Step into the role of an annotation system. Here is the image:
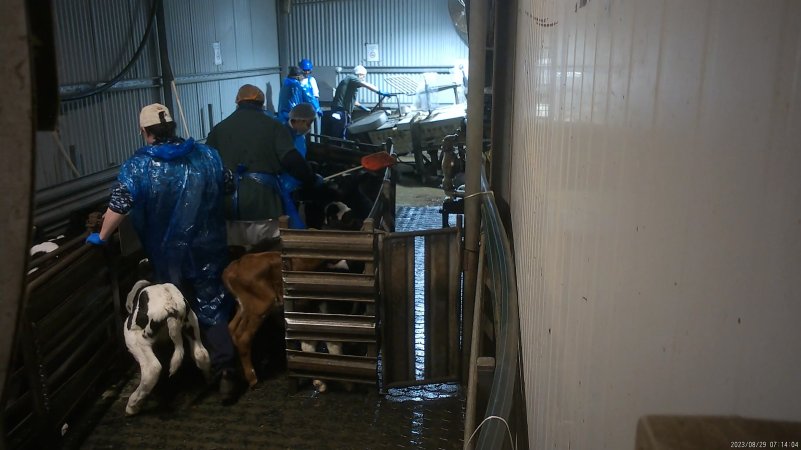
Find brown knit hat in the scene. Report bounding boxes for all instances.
[235,84,265,104]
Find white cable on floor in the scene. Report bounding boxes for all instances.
[464,415,515,450]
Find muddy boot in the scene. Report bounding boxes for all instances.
[219,369,244,405]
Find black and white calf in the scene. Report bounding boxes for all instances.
[123,280,211,415]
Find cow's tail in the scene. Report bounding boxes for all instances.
[126,280,151,314]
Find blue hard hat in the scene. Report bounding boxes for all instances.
[299,59,313,71]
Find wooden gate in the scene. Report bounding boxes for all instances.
[379,223,463,388]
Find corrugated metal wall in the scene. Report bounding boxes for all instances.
[511,0,801,448]
[42,0,159,189]
[38,0,280,189]
[284,0,468,104]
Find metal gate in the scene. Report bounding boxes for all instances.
[281,221,380,388]
[3,238,139,449]
[379,224,463,388]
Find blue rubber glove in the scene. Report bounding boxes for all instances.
[313,174,325,187]
[378,91,390,97]
[86,232,106,245]
[357,104,370,112]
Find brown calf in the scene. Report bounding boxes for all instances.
[223,251,284,387]
[223,251,323,387]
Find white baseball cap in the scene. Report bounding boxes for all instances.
[139,103,173,128]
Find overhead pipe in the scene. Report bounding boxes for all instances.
[61,0,161,102]
[155,0,174,113]
[462,0,488,383]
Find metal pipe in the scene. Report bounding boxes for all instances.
[464,233,486,450]
[26,244,92,294]
[155,0,174,112]
[58,78,160,96]
[336,66,457,74]
[34,167,118,204]
[57,68,281,96]
[462,0,489,383]
[174,68,280,84]
[28,232,88,269]
[476,172,520,449]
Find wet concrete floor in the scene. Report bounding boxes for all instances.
[73,205,465,450]
[75,368,464,450]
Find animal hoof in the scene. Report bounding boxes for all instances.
[125,404,140,416]
[246,369,259,388]
[312,379,327,393]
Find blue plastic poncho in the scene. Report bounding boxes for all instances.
[285,123,308,159]
[118,138,231,326]
[300,77,321,115]
[277,77,310,123]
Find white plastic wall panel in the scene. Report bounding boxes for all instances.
[511,1,801,448]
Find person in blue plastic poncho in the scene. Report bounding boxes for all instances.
[286,103,317,158]
[86,103,244,404]
[277,66,314,124]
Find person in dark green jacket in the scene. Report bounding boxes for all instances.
[206,84,318,249]
[323,65,387,138]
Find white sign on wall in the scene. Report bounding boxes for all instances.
[213,42,222,66]
[365,44,379,62]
